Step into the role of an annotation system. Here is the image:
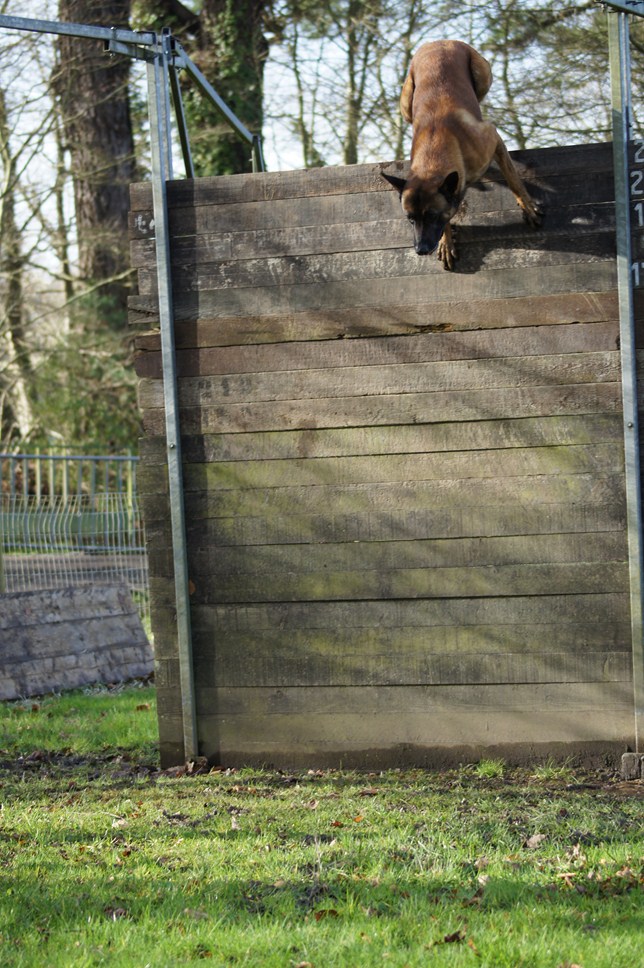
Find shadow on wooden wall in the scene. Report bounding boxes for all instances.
[130,142,636,770]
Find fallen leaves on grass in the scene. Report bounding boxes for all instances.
[313,909,339,921]
[183,908,209,921]
[524,833,548,849]
[548,862,644,897]
[430,928,466,946]
[428,929,481,957]
[104,905,129,921]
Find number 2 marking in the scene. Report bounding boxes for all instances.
[631,169,644,196]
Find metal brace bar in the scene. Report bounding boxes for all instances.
[252,134,266,174]
[0,12,155,47]
[165,31,195,179]
[171,41,256,147]
[608,9,644,750]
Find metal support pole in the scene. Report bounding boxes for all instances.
[146,39,198,761]
[608,9,644,750]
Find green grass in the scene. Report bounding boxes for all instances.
[0,686,643,966]
[471,758,506,779]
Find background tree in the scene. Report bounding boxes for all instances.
[54,0,137,331]
[0,81,34,442]
[265,0,443,168]
[0,0,143,450]
[134,0,269,175]
[265,0,644,167]
[0,12,57,446]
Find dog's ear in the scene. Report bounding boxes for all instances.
[440,171,460,201]
[381,172,407,196]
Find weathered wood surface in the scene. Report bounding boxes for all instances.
[131,142,636,767]
[192,681,633,768]
[135,319,618,377]
[131,290,620,345]
[129,142,614,212]
[0,585,153,700]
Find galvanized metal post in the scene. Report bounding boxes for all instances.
[146,36,198,761]
[0,484,5,593]
[608,8,644,751]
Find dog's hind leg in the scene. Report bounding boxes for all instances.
[469,49,492,103]
[493,137,542,226]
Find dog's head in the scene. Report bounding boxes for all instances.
[382,171,462,255]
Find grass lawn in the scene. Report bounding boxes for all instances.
[0,684,642,967]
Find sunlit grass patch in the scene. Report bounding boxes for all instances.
[0,687,642,967]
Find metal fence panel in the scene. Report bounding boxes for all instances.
[0,455,150,633]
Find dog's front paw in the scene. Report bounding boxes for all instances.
[521,198,543,228]
[437,233,457,271]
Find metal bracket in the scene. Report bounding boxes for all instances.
[600,0,644,14]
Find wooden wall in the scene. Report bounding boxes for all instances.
[130,141,636,768]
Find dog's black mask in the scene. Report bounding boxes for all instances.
[410,216,446,256]
[382,170,461,256]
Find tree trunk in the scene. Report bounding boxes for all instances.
[54,0,136,330]
[191,0,268,175]
[0,84,35,442]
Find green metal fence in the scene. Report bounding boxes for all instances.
[0,453,149,630]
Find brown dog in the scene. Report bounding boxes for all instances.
[382,40,541,269]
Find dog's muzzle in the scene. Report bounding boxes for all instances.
[415,240,437,256]
[414,222,444,256]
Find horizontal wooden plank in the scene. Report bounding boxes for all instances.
[138,352,619,412]
[193,592,630,632]
[194,627,630,670]
[140,473,626,519]
[134,320,619,380]
[204,681,631,718]
[153,561,629,602]
[193,646,631,688]
[138,414,620,465]
[128,142,613,212]
[131,290,619,345]
[153,501,624,547]
[194,681,632,759]
[193,624,629,667]
[129,261,618,320]
[135,230,617,297]
[140,383,621,436]
[130,198,615,268]
[174,531,627,579]
[173,443,623,494]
